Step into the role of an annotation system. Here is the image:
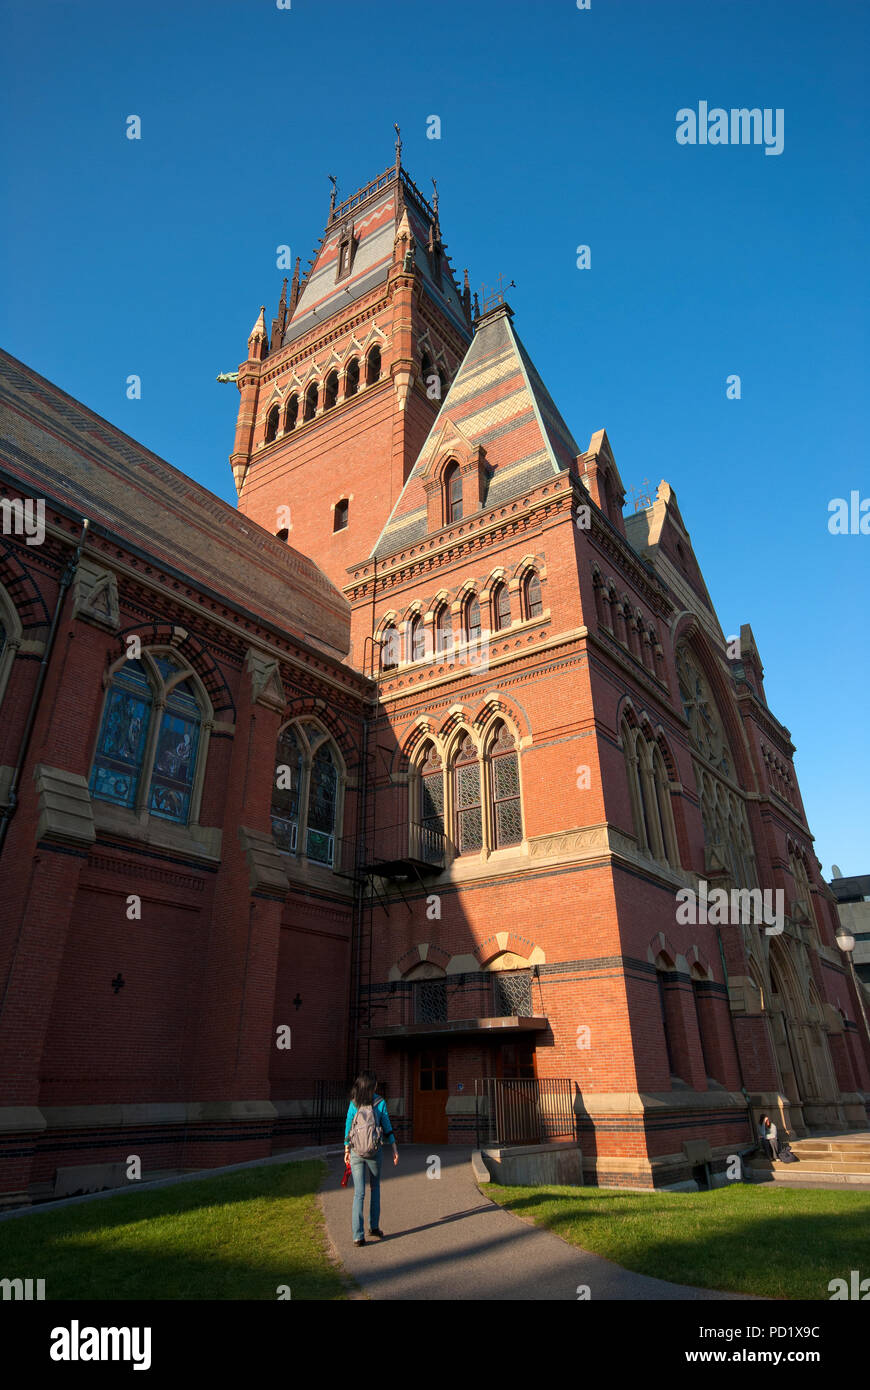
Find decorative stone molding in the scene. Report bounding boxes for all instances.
[238,825,289,897]
[527,822,693,889]
[71,556,120,631]
[245,647,285,712]
[32,764,96,848]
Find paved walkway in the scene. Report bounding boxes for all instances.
[319,1145,755,1301]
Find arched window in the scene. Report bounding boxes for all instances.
[691,964,720,1083]
[90,652,205,825]
[418,742,445,837]
[453,735,482,855]
[0,581,22,711]
[407,615,425,663]
[275,527,289,542]
[655,954,680,1080]
[271,720,342,868]
[307,742,338,864]
[677,642,756,888]
[380,625,399,672]
[345,358,359,398]
[304,382,318,421]
[324,370,339,410]
[444,461,462,523]
[523,571,543,620]
[366,345,381,384]
[492,583,510,632]
[265,405,280,443]
[333,499,349,532]
[272,725,303,852]
[464,594,481,643]
[488,722,522,848]
[652,744,679,867]
[420,352,432,383]
[435,604,452,656]
[284,395,298,432]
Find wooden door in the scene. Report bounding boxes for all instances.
[413,1048,448,1143]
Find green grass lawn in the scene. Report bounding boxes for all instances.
[485,1182,870,1300]
[0,1160,349,1300]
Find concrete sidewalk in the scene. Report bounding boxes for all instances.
[319,1144,756,1301]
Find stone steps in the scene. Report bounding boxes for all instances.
[746,1130,870,1186]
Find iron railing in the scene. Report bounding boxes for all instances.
[343,821,447,875]
[474,1078,578,1148]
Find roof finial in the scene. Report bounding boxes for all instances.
[394,122,402,169]
[328,174,338,218]
[431,177,439,217]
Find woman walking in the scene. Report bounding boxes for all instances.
[344,1071,398,1246]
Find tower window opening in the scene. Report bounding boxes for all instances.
[366,345,381,384]
[265,405,279,444]
[444,461,462,524]
[304,382,318,421]
[324,371,339,411]
[345,358,359,398]
[284,394,298,432]
[333,499,349,532]
[524,572,543,620]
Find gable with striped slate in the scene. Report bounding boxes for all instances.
[373,303,582,557]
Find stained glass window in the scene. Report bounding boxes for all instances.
[149,678,201,823]
[306,743,337,865]
[89,660,152,810]
[90,652,204,825]
[490,723,522,847]
[455,736,482,853]
[272,726,303,852]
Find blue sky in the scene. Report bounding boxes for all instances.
[1,0,867,874]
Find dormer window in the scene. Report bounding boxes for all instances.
[336,223,355,283]
[444,461,462,523]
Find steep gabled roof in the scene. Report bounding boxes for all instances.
[0,351,351,656]
[284,166,468,346]
[372,303,581,557]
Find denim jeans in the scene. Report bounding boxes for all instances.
[350,1150,382,1240]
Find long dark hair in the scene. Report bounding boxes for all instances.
[351,1071,377,1107]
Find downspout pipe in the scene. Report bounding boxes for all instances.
[0,517,90,861]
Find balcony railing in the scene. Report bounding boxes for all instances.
[345,821,447,877]
[474,1078,578,1148]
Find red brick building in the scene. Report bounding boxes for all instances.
[1,152,867,1204]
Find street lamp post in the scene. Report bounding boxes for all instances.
[836,928,870,1048]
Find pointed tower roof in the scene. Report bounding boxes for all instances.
[248,305,267,341]
[282,163,468,346]
[371,303,582,556]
